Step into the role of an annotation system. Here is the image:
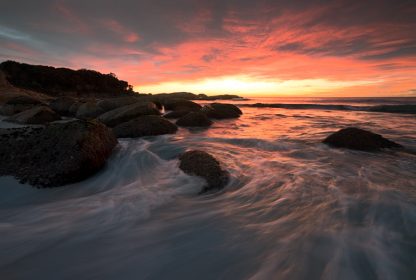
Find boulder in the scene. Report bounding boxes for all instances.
[0,95,44,116]
[202,103,242,119]
[49,97,78,116]
[163,110,191,119]
[323,127,402,151]
[69,102,82,116]
[0,120,118,187]
[113,115,178,138]
[179,150,229,192]
[5,95,43,105]
[97,97,142,112]
[176,112,213,127]
[5,106,61,124]
[162,98,201,112]
[98,102,160,127]
[76,102,105,119]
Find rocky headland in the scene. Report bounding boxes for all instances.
[0,61,245,189]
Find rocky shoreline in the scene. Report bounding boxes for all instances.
[0,61,405,191]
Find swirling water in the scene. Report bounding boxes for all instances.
[1,97,416,280]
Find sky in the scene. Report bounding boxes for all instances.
[0,0,415,96]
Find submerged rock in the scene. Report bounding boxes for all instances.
[323,127,402,151]
[202,103,242,119]
[98,102,160,127]
[76,102,105,119]
[176,112,213,127]
[113,115,178,138]
[5,106,61,124]
[0,120,117,187]
[49,97,78,116]
[179,150,229,192]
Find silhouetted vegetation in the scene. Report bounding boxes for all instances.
[0,61,133,97]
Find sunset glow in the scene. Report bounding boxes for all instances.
[1,1,415,96]
[137,76,383,96]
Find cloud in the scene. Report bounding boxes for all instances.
[0,0,415,95]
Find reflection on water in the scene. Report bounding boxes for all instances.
[0,98,416,279]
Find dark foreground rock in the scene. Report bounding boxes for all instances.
[113,115,178,138]
[323,127,402,151]
[98,102,160,127]
[0,120,117,187]
[5,106,61,124]
[179,150,229,192]
[176,112,213,127]
[202,103,242,119]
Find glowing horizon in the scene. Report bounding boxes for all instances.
[135,75,388,97]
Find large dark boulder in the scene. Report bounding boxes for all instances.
[76,102,105,119]
[98,102,161,127]
[49,97,78,116]
[0,120,117,187]
[162,98,202,112]
[202,103,242,119]
[113,115,178,138]
[5,106,61,124]
[323,127,402,151]
[179,150,229,192]
[176,112,213,127]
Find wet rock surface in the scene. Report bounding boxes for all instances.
[98,102,161,127]
[179,150,229,192]
[113,115,178,138]
[0,120,118,187]
[176,112,213,127]
[202,103,242,119]
[323,127,402,151]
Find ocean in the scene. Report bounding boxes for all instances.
[0,97,415,279]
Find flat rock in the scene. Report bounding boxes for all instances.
[179,150,229,192]
[176,112,213,127]
[0,120,118,187]
[98,102,161,127]
[202,103,242,119]
[5,106,61,124]
[323,127,402,151]
[113,115,178,138]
